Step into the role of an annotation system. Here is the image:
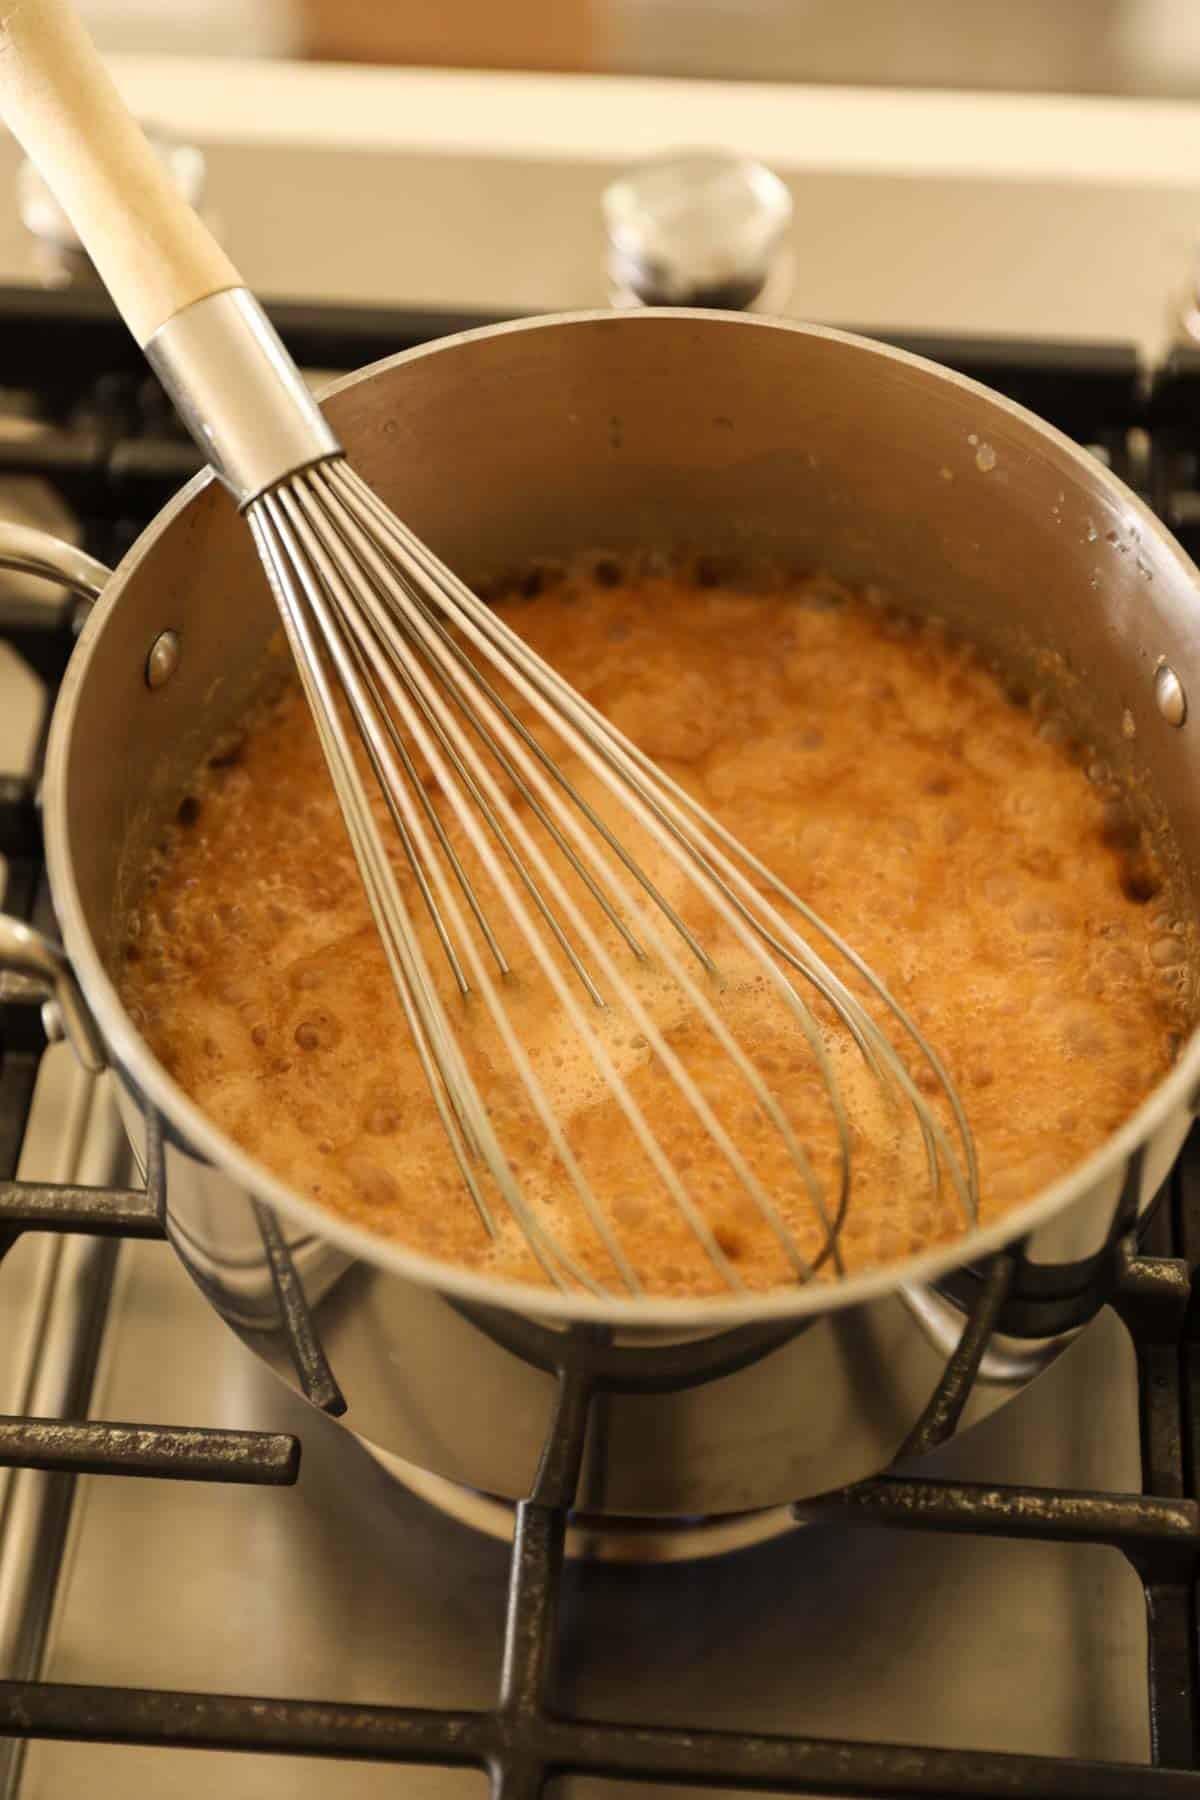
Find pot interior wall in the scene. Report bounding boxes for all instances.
[58,313,1200,973]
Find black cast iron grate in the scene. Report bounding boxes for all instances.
[1,297,1200,1793]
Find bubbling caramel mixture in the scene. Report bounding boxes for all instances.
[116,560,1194,1298]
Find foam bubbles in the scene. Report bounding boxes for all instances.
[116,562,1191,1299]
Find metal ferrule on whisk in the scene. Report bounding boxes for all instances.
[144,288,342,508]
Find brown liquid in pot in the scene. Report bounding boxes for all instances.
[116,562,1193,1297]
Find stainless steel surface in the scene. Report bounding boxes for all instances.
[3,308,1196,1511]
[144,288,341,506]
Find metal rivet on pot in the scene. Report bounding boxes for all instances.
[40,1000,63,1045]
[1154,662,1187,727]
[145,630,180,690]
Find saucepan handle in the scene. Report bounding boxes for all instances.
[0,916,105,1071]
[0,518,111,1072]
[0,519,110,604]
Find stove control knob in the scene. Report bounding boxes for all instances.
[602,149,793,312]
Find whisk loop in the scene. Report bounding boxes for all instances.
[247,456,978,1298]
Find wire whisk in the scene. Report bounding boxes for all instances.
[246,460,978,1296]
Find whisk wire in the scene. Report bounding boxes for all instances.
[296,469,836,1286]
[287,478,757,1287]
[333,462,978,1228]
[352,648,511,989]
[245,451,979,1299]
[247,501,510,1257]
[256,489,594,1292]
[309,468,858,1279]
[263,478,644,1295]
[374,574,716,978]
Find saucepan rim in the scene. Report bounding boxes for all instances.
[40,307,1200,1327]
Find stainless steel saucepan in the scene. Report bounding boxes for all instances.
[2,310,1199,1519]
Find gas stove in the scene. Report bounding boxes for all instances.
[4,65,1200,1796]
